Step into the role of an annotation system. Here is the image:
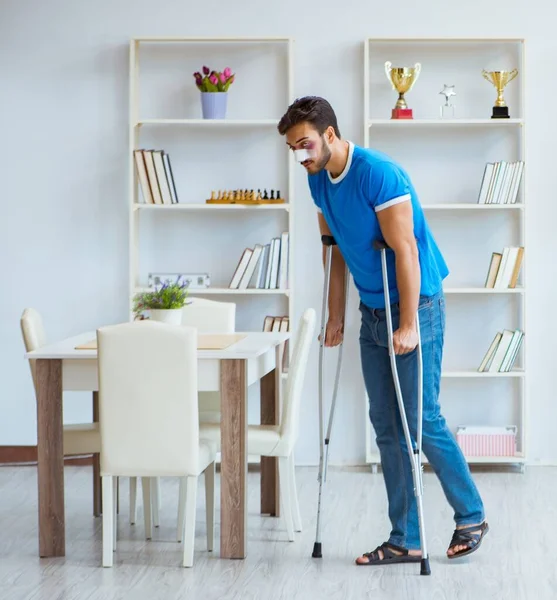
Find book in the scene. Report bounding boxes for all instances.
[485,246,524,289]
[228,234,289,290]
[478,329,524,372]
[477,160,524,204]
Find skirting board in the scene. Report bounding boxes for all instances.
[0,446,93,466]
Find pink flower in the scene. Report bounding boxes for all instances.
[223,67,232,78]
[219,72,226,84]
[209,74,218,85]
[202,65,210,75]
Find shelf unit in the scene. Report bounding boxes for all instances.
[363,37,526,470]
[128,36,295,341]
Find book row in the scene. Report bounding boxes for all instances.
[477,160,524,205]
[478,329,524,373]
[229,234,289,290]
[134,149,179,205]
[484,246,524,288]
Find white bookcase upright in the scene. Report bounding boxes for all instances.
[363,38,526,471]
[128,37,295,354]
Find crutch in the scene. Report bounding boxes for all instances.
[312,234,349,559]
[373,239,430,576]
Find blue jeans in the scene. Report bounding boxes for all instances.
[359,290,485,550]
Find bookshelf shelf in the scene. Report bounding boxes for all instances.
[136,118,279,127]
[364,36,526,471]
[423,203,523,211]
[135,287,289,296]
[444,287,524,294]
[442,369,525,378]
[129,36,295,346]
[369,118,523,127]
[133,203,290,212]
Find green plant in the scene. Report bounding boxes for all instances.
[132,276,189,318]
[193,66,235,92]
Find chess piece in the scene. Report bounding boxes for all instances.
[256,191,262,201]
[277,190,281,199]
[270,190,275,199]
[210,190,216,200]
[263,189,269,199]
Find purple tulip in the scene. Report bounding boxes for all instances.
[203,65,210,75]
[219,72,226,84]
[209,74,218,85]
[193,71,202,79]
[223,67,232,78]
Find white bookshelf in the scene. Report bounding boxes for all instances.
[128,36,295,341]
[363,37,526,471]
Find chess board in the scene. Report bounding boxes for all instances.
[206,188,285,204]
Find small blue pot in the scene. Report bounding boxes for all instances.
[200,92,228,119]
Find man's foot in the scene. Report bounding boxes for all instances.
[355,542,421,565]
[447,521,489,559]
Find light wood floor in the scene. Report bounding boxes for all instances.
[0,464,555,600]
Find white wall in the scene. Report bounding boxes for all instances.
[2,0,556,466]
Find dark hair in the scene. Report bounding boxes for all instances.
[277,96,341,138]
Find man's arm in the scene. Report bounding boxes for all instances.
[318,213,346,346]
[376,200,420,354]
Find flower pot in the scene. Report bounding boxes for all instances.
[200,91,228,119]
[149,308,183,325]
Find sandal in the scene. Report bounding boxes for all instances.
[447,521,489,559]
[355,542,421,566]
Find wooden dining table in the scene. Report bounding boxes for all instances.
[24,329,289,560]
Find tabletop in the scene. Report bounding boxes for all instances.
[25,330,290,361]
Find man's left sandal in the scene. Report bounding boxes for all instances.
[355,542,421,566]
[447,521,489,559]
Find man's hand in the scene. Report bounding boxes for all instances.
[393,325,418,354]
[322,318,344,347]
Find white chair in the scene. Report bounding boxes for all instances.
[128,296,235,527]
[20,308,102,515]
[97,320,216,568]
[189,308,316,542]
[181,297,236,423]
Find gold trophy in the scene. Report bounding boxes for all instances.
[385,61,421,119]
[481,69,518,118]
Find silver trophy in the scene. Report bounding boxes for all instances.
[439,84,456,118]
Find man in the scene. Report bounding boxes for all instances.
[277,96,488,565]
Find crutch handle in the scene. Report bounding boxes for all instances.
[321,235,337,246]
[373,240,390,251]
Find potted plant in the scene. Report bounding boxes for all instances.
[193,65,235,119]
[132,276,189,325]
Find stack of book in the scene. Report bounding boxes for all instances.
[134,149,179,205]
[263,315,289,332]
[229,233,289,290]
[484,246,524,288]
[477,160,524,204]
[264,316,290,372]
[478,329,524,373]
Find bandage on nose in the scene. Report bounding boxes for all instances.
[294,149,313,162]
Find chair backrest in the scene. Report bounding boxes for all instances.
[20,308,47,394]
[97,320,199,477]
[279,308,316,445]
[181,297,235,333]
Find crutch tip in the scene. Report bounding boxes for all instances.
[312,542,323,558]
[420,557,431,575]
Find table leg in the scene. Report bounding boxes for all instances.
[260,349,281,517]
[36,359,65,557]
[92,392,101,517]
[220,359,247,559]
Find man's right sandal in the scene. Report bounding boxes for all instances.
[447,521,489,559]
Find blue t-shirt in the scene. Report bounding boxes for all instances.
[308,142,449,309]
